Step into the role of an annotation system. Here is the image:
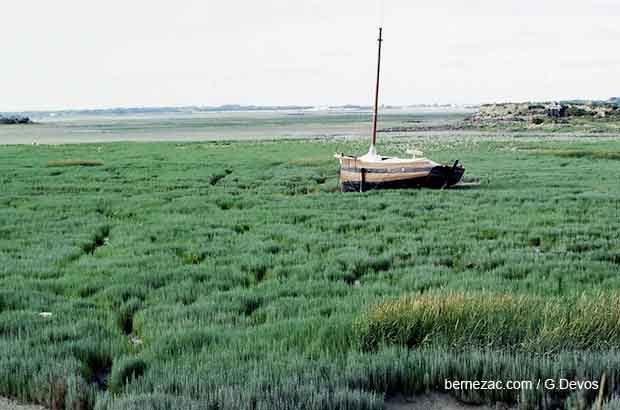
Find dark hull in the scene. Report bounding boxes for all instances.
[341,164,464,192]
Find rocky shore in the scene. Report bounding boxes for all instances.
[467,99,620,126]
[0,115,32,124]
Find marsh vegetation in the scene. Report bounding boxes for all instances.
[1,135,620,409]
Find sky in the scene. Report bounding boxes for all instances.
[1,0,619,111]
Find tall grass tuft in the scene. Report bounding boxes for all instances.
[356,292,620,352]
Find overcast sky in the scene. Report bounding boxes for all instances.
[1,0,619,111]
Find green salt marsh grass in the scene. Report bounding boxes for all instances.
[1,136,620,409]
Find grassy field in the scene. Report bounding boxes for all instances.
[2,135,620,410]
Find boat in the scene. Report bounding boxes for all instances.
[335,28,465,192]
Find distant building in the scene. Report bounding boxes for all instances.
[547,102,567,118]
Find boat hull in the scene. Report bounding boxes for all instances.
[337,156,464,192]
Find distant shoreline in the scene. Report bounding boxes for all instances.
[2,106,617,145]
[2,104,477,119]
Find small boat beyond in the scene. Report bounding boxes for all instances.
[335,28,465,192]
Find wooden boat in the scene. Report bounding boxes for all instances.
[335,153,464,192]
[335,27,465,192]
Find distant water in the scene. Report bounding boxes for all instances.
[0,108,473,145]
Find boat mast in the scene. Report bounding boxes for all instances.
[370,27,383,150]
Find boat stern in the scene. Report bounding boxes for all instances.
[427,160,465,189]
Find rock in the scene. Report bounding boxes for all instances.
[0,115,32,124]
